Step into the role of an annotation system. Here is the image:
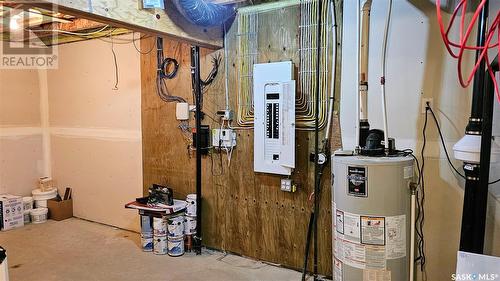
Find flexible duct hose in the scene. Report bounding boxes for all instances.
[172,0,236,27]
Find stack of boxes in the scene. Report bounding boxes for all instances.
[0,195,24,231]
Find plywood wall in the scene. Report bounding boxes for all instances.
[141,5,341,275]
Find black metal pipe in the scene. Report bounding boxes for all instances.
[301,212,315,281]
[313,0,323,279]
[472,58,497,252]
[467,0,488,132]
[458,0,491,253]
[191,45,203,255]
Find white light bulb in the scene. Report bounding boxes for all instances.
[9,15,20,31]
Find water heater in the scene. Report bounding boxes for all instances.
[332,155,413,281]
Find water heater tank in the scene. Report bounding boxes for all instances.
[331,156,413,281]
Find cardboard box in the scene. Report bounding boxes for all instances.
[47,199,73,221]
[0,194,24,231]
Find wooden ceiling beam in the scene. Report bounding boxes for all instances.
[5,0,223,49]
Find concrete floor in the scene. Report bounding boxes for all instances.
[0,218,302,281]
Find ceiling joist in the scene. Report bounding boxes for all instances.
[3,0,223,49]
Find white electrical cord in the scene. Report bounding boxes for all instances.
[325,0,337,141]
[355,0,361,151]
[380,0,392,153]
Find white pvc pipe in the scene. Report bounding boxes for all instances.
[325,0,336,141]
[359,0,372,122]
[380,0,392,153]
[410,191,416,281]
[355,0,361,151]
[38,69,52,177]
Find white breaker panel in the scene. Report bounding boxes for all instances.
[253,61,296,175]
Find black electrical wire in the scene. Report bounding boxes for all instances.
[427,104,500,185]
[156,37,186,103]
[192,54,222,111]
[160,58,179,79]
[416,106,428,272]
[202,54,222,87]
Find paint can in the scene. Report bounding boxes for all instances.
[167,215,184,237]
[184,215,197,235]
[141,232,153,252]
[153,235,167,255]
[22,197,33,212]
[167,235,185,257]
[184,235,193,252]
[30,208,48,224]
[186,194,196,216]
[23,211,31,224]
[153,216,166,236]
[140,215,152,233]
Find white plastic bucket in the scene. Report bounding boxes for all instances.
[167,235,185,257]
[22,197,33,212]
[34,200,47,208]
[167,215,184,237]
[186,194,196,216]
[141,232,153,252]
[184,215,197,235]
[153,235,167,255]
[32,188,57,209]
[30,208,48,224]
[32,188,57,200]
[153,217,166,236]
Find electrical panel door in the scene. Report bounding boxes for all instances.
[254,61,295,175]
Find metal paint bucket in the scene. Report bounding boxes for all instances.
[167,235,185,257]
[141,232,153,252]
[153,235,167,255]
[153,216,166,236]
[184,215,197,235]
[186,194,196,216]
[167,215,184,237]
[140,215,152,233]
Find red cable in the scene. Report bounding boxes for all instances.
[436,0,500,103]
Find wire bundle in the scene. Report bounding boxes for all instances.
[156,37,186,103]
[436,0,500,103]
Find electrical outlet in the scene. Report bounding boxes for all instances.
[421,98,433,113]
[280,178,296,192]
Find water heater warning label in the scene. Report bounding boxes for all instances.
[361,216,386,246]
[347,166,367,197]
[333,207,407,271]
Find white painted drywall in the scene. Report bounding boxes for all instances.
[0,69,44,196]
[340,1,500,280]
[47,34,142,232]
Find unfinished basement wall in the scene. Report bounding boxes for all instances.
[340,2,500,281]
[0,69,44,196]
[47,34,142,232]
[141,3,340,275]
